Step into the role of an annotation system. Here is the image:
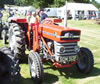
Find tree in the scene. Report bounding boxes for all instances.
[0,0,4,8]
[1,0,99,9]
[14,0,28,6]
[0,0,14,8]
[91,0,100,11]
[74,0,90,3]
[52,0,67,7]
[31,0,53,8]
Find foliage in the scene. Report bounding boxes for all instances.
[52,0,90,7]
[26,0,53,8]
[0,0,100,11]
[91,1,100,11]
[74,0,90,3]
[0,0,14,8]
[0,0,93,8]
[14,0,27,6]
[52,0,67,7]
[0,0,4,8]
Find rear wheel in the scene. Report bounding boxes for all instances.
[0,47,20,84]
[9,23,25,58]
[28,51,44,84]
[1,29,7,44]
[0,23,2,39]
[76,47,94,74]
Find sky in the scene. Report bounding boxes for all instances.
[95,0,100,3]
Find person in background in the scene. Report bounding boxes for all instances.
[0,10,3,25]
[29,11,38,49]
[39,9,48,23]
[26,11,31,22]
[0,10,3,38]
[25,10,27,17]
[36,10,40,22]
[9,10,14,17]
[30,11,37,24]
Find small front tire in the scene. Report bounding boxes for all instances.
[28,51,44,84]
[76,47,94,74]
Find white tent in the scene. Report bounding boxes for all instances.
[57,3,98,20]
[67,3,98,11]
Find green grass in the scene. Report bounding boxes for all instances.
[1,20,100,84]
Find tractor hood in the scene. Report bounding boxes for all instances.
[39,23,81,42]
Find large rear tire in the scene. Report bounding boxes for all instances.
[0,23,2,39]
[76,47,94,74]
[0,47,20,84]
[1,29,7,44]
[9,23,26,58]
[28,51,44,84]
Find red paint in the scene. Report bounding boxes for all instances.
[53,61,77,68]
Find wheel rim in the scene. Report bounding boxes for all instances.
[29,58,36,77]
[78,51,88,69]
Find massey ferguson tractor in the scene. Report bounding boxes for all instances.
[8,17,94,84]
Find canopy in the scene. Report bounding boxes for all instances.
[63,3,98,11]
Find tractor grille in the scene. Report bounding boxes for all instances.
[54,42,78,56]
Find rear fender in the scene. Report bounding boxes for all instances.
[8,17,30,49]
[8,17,27,23]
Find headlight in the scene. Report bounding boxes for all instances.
[64,32,70,37]
[60,46,65,53]
[63,32,73,38]
[60,31,80,40]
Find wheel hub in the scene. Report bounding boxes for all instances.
[78,52,87,69]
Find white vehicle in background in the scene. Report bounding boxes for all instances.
[44,7,72,19]
[57,7,72,19]
[98,12,100,19]
[44,8,57,17]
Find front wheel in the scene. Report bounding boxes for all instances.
[76,47,94,74]
[28,51,44,84]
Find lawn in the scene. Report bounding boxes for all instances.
[1,20,100,84]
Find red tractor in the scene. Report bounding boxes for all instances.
[8,17,94,83]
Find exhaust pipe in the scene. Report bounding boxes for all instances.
[64,1,68,28]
